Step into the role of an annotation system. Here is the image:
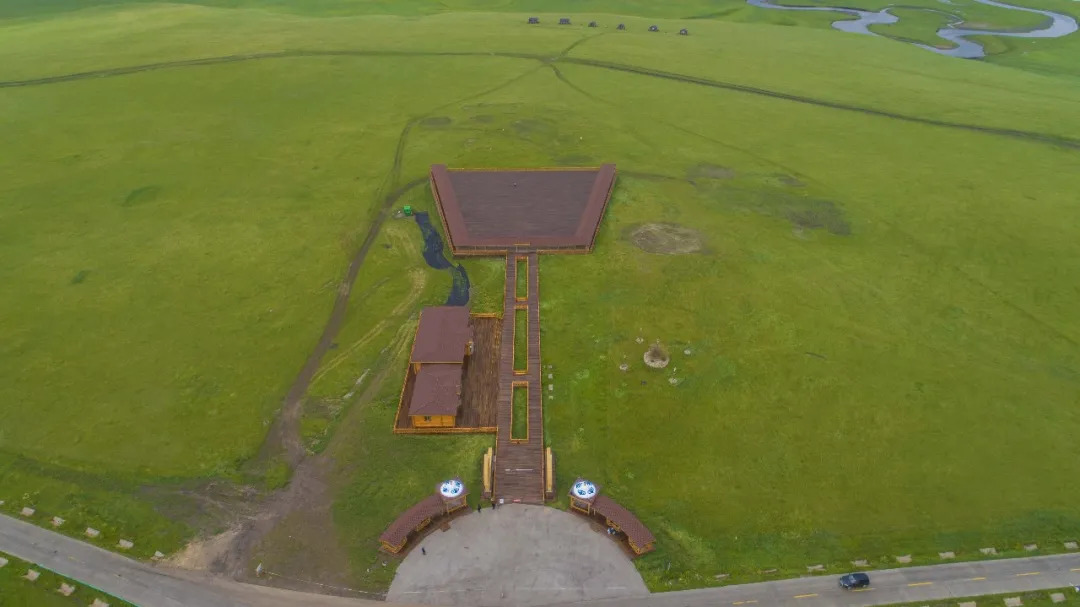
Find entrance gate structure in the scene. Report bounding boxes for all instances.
[429,164,617,503]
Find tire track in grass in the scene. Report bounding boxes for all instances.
[556,56,1080,150]
[550,63,810,179]
[2,49,1075,149]
[311,269,425,386]
[0,49,541,88]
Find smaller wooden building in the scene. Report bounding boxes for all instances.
[379,478,469,554]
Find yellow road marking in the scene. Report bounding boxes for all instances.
[1072,568,1080,572]
[733,601,758,605]
[793,593,818,599]
[908,582,933,587]
[852,587,874,592]
[968,577,987,581]
[1016,572,1040,577]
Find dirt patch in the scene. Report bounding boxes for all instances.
[167,526,244,570]
[644,341,670,369]
[511,118,556,139]
[248,506,355,595]
[419,116,451,127]
[697,184,852,237]
[786,199,850,236]
[625,223,704,255]
[688,163,736,181]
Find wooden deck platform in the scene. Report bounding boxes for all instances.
[430,165,617,255]
[493,252,546,503]
[460,315,500,428]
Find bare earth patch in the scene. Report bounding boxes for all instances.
[166,526,244,570]
[626,223,704,255]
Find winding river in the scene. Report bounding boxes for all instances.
[747,0,1078,58]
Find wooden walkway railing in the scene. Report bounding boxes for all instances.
[493,251,545,503]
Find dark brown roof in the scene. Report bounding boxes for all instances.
[591,495,656,547]
[430,164,616,253]
[379,494,445,546]
[408,364,462,417]
[411,306,472,363]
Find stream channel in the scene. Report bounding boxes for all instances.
[747,0,1077,58]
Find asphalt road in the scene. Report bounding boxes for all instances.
[4,511,1080,607]
[0,513,383,607]
[554,552,1080,607]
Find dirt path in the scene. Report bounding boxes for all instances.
[256,176,428,469]
[182,349,406,593]
[209,169,424,585]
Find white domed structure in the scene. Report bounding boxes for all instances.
[571,480,597,500]
[440,479,465,498]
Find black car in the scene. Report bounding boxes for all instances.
[839,572,871,589]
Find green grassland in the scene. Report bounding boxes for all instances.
[514,309,528,372]
[0,551,134,607]
[512,384,528,440]
[1,0,1079,598]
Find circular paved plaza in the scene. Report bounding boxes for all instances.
[386,504,648,606]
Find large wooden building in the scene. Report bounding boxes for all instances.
[429,164,617,255]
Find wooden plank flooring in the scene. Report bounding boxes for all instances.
[493,251,545,503]
[459,316,500,428]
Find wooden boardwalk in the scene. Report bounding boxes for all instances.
[493,251,545,503]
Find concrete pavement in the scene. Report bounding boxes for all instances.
[552,552,1080,607]
[388,505,648,606]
